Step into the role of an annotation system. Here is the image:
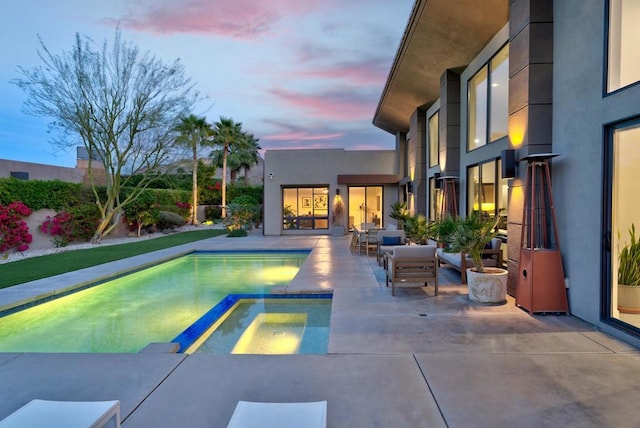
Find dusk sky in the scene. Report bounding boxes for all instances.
[0,0,413,168]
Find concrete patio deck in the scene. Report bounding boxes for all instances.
[1,232,639,427]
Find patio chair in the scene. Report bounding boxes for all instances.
[352,223,375,255]
[376,230,406,265]
[0,399,121,428]
[226,401,327,428]
[385,245,438,296]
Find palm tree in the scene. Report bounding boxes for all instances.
[211,117,245,218]
[174,114,213,225]
[210,132,262,183]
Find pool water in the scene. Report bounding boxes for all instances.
[0,251,309,353]
[184,297,331,354]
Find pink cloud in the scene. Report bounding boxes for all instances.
[262,131,344,142]
[269,87,376,121]
[114,0,335,39]
[292,59,389,86]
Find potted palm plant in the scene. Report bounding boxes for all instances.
[617,224,640,313]
[389,202,408,229]
[446,212,507,304]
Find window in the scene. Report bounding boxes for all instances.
[348,186,383,230]
[468,44,509,150]
[428,112,439,167]
[282,187,329,230]
[607,120,640,331]
[467,159,508,231]
[468,66,488,150]
[608,0,640,92]
[429,177,443,221]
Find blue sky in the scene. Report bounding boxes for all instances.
[0,0,412,167]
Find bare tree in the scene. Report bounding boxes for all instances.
[13,28,197,242]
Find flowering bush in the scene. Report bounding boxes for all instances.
[0,201,33,253]
[175,201,191,219]
[40,211,75,247]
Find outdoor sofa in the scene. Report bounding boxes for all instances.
[435,237,503,284]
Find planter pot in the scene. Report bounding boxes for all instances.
[466,268,508,304]
[332,225,346,236]
[618,284,640,314]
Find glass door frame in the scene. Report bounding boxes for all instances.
[602,117,640,336]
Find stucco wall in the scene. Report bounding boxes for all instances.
[554,0,640,347]
[263,149,398,236]
[0,159,84,183]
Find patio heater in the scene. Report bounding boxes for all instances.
[438,176,458,218]
[515,153,569,314]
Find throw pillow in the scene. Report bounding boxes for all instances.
[382,236,402,246]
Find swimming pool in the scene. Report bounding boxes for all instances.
[175,294,332,354]
[0,251,312,353]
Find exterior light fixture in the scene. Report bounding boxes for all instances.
[268,173,274,181]
[336,188,340,196]
[406,181,414,194]
[501,149,517,179]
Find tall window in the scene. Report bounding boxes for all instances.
[608,0,640,92]
[467,159,508,231]
[282,187,329,230]
[468,44,509,150]
[348,186,383,229]
[428,111,439,167]
[607,121,640,330]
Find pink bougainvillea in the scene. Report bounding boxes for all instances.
[40,211,75,247]
[0,201,33,253]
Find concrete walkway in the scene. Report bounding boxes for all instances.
[1,233,639,427]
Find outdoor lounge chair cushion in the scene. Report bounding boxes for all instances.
[226,401,327,428]
[382,236,402,246]
[0,399,121,428]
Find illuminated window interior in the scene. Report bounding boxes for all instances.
[348,186,383,230]
[608,0,640,92]
[468,44,509,151]
[282,187,329,230]
[428,111,439,167]
[610,122,640,330]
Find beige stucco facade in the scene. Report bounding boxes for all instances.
[263,149,400,236]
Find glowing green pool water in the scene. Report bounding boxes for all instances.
[0,251,308,353]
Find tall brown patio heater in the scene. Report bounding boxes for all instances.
[515,153,569,314]
[438,176,458,218]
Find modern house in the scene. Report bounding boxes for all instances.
[263,149,400,236]
[372,0,640,348]
[263,0,640,347]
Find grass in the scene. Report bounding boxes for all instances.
[0,229,228,289]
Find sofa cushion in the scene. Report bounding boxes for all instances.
[382,236,402,246]
[393,245,436,258]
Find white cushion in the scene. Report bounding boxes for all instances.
[227,401,327,428]
[0,399,120,428]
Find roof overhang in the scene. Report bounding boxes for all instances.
[337,174,401,185]
[373,0,509,134]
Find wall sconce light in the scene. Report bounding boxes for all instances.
[433,172,442,189]
[406,181,414,194]
[501,149,517,179]
[268,173,274,181]
[335,188,340,196]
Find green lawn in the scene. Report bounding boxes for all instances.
[0,229,228,289]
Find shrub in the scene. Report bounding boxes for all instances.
[0,201,33,253]
[204,205,222,220]
[67,204,101,241]
[230,195,259,206]
[40,204,101,246]
[175,201,192,219]
[156,211,187,230]
[40,211,74,247]
[227,228,248,237]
